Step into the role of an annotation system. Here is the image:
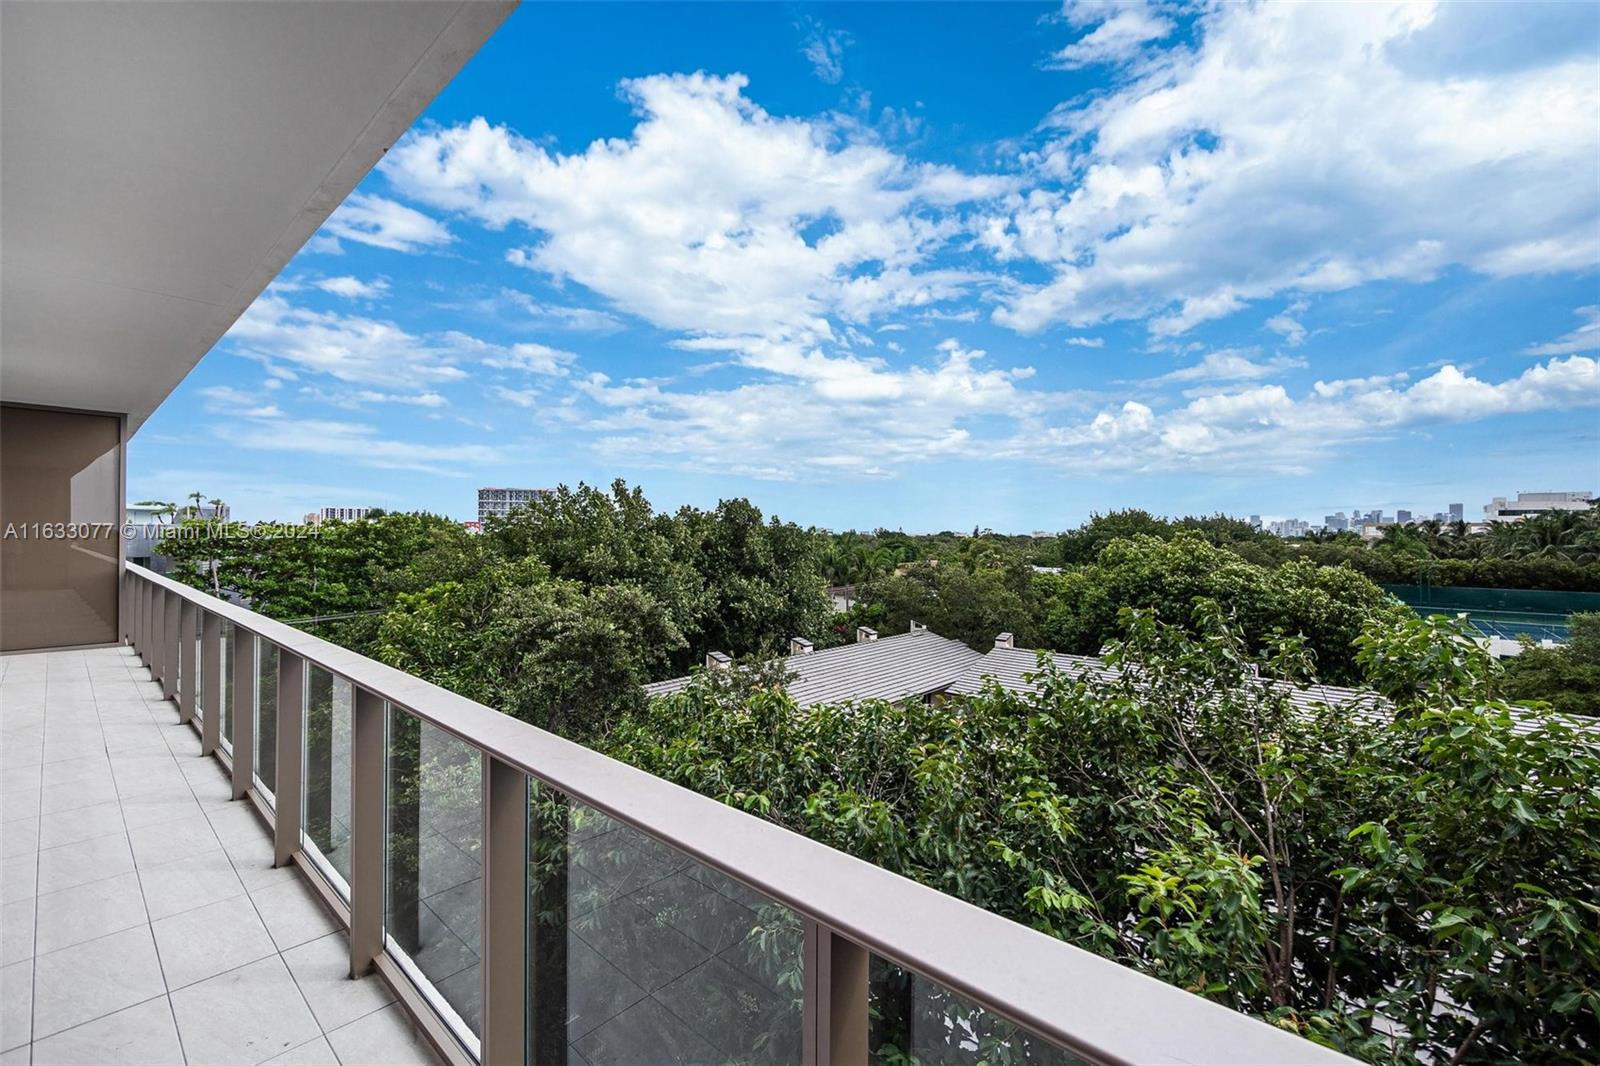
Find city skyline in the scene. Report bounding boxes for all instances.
[156,483,1597,536]
[128,2,1600,530]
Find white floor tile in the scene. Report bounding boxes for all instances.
[169,955,321,1065]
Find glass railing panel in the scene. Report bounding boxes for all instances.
[870,957,1082,1065]
[528,790,804,1065]
[193,621,203,722]
[255,638,278,799]
[387,709,483,1037]
[219,619,233,753]
[304,665,353,893]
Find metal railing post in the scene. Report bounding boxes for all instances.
[163,589,180,702]
[178,601,197,724]
[200,612,221,755]
[349,687,385,977]
[153,585,166,678]
[803,921,869,1066]
[274,649,305,867]
[140,576,151,659]
[131,576,142,653]
[231,627,255,801]
[121,572,131,643]
[482,756,528,1065]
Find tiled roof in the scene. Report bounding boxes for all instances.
[644,629,984,708]
[945,646,1592,740]
[648,634,1594,741]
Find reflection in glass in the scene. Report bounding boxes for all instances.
[528,790,803,1065]
[304,666,353,891]
[387,710,483,1036]
[870,957,1080,1065]
[255,639,279,797]
[219,619,234,753]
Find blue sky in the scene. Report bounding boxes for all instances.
[131,1,1600,531]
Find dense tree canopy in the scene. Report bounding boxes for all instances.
[164,481,833,737]
[608,609,1600,1064]
[1036,533,1411,685]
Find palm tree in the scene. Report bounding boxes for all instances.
[135,499,178,525]
[1415,518,1444,555]
[1486,521,1521,559]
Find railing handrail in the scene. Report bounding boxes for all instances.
[127,563,1350,1066]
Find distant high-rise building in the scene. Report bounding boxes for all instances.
[1324,512,1348,531]
[1249,514,1262,529]
[1396,509,1412,524]
[478,486,552,523]
[309,506,372,524]
[1449,502,1464,522]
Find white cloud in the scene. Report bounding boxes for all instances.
[219,417,503,475]
[801,21,850,84]
[316,276,390,300]
[198,384,489,473]
[383,73,1010,373]
[992,2,1600,335]
[565,338,1046,479]
[198,385,281,420]
[1065,336,1105,348]
[443,333,577,377]
[1265,300,1309,346]
[492,386,542,408]
[498,290,625,332]
[226,294,467,387]
[1139,349,1305,386]
[294,386,448,410]
[1020,355,1600,474]
[352,390,445,408]
[1524,305,1600,356]
[1048,2,1174,69]
[322,193,452,253]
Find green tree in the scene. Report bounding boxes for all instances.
[861,558,1038,649]
[1036,533,1407,684]
[375,557,684,740]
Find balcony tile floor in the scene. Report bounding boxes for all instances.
[0,646,440,1066]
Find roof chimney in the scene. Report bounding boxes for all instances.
[994,632,1014,649]
[705,651,732,670]
[856,626,878,643]
[789,637,815,655]
[909,620,928,633]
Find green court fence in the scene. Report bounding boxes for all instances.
[1383,584,1600,642]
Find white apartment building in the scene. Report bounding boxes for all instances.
[1483,490,1595,522]
[306,506,374,524]
[478,486,551,522]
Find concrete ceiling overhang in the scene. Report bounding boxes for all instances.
[1,0,513,432]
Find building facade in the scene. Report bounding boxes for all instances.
[306,506,373,524]
[1484,491,1595,522]
[477,486,551,523]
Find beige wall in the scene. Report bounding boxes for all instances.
[0,404,123,651]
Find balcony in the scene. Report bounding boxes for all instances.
[0,644,434,1064]
[0,564,1352,1065]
